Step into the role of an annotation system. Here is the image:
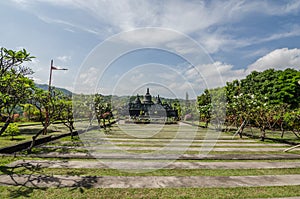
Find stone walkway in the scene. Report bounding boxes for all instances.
[7,159,300,169]
[25,152,300,160]
[1,174,300,188]
[38,146,295,152]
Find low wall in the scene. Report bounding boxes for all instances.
[0,131,80,154]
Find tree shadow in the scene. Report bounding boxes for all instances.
[1,161,99,197]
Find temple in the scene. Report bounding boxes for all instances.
[128,88,179,121]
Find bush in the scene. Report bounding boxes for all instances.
[3,123,20,140]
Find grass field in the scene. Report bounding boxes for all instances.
[1,122,300,198]
[1,185,300,199]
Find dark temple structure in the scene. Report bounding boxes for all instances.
[128,88,179,121]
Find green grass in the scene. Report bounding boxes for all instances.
[1,123,300,198]
[0,123,73,148]
[227,127,300,144]
[1,185,300,199]
[0,156,22,166]
[4,167,300,177]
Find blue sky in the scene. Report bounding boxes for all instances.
[1,0,300,98]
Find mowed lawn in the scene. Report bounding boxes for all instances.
[1,123,300,198]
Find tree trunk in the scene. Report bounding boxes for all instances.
[260,126,266,141]
[0,117,12,136]
[280,124,285,139]
[233,120,246,139]
[102,118,106,130]
[27,128,44,153]
[292,130,300,139]
[239,121,246,138]
[69,127,74,139]
[205,120,209,128]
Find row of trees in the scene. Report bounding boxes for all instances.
[198,68,300,140]
[0,48,77,150]
[0,47,116,150]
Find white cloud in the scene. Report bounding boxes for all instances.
[75,66,100,93]
[248,48,300,72]
[57,55,71,63]
[11,0,300,53]
[183,47,300,92]
[7,0,300,96]
[185,61,245,90]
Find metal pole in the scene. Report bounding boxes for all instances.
[45,59,53,134]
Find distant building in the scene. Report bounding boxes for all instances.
[128,88,178,121]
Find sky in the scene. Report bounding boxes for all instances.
[1,0,300,99]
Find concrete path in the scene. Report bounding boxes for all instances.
[7,160,300,170]
[1,174,300,188]
[41,143,287,148]
[80,145,300,153]
[43,146,294,152]
[23,152,300,160]
[95,138,257,142]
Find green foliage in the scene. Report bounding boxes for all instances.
[240,68,300,108]
[0,47,35,135]
[94,93,112,129]
[198,68,300,137]
[3,123,20,139]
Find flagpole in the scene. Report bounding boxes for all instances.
[45,59,53,134]
[45,59,68,134]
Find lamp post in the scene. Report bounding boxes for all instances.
[45,59,68,134]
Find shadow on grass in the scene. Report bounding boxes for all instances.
[20,128,61,135]
[10,137,26,141]
[1,161,98,197]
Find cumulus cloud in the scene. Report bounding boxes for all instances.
[185,61,245,90]
[247,48,300,72]
[184,48,300,92]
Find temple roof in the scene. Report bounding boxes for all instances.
[143,88,153,104]
[134,94,141,104]
[156,95,162,104]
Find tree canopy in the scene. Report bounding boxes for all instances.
[198,68,300,139]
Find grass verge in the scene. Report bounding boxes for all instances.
[1,185,300,199]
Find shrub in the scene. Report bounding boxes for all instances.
[3,123,20,140]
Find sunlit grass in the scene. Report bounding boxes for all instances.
[1,185,300,199]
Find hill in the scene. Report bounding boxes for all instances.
[35,84,72,96]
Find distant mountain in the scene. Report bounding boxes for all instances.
[35,84,72,96]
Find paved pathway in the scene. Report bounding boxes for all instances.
[24,152,300,160]
[94,138,258,142]
[1,174,300,188]
[40,143,287,147]
[37,145,297,152]
[65,146,295,152]
[7,160,300,169]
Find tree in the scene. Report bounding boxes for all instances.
[28,88,68,151]
[197,89,211,128]
[0,47,35,135]
[57,96,75,138]
[94,94,112,130]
